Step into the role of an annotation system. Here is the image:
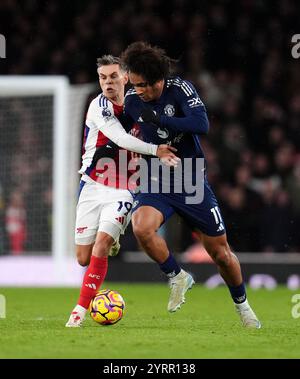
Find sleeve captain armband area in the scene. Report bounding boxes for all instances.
[167,78,205,108]
[161,78,209,135]
[187,96,204,108]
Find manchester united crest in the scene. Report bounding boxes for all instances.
[164,104,175,117]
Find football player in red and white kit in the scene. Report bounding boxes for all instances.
[66,55,179,327]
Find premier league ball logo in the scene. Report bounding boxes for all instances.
[102,107,113,119]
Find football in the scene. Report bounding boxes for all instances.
[89,289,125,325]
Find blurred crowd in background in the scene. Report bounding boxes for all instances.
[0,97,53,254]
[0,0,299,254]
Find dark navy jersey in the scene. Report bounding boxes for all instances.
[124,77,226,236]
[123,76,209,160]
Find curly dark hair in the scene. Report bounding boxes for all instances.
[120,41,177,85]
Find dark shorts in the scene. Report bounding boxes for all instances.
[132,181,226,237]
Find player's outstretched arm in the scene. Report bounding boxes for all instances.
[100,116,158,155]
[87,99,156,155]
[140,107,209,135]
[89,101,180,166]
[88,142,180,167]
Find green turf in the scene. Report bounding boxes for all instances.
[0,284,299,358]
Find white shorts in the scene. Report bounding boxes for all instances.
[75,180,133,245]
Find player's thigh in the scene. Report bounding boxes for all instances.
[74,182,103,246]
[99,191,134,240]
[194,229,228,249]
[131,194,174,233]
[174,183,226,237]
[132,205,164,233]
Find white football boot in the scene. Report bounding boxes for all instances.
[65,305,87,327]
[108,238,120,257]
[235,300,262,329]
[168,270,195,312]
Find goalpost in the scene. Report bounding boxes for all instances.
[0,76,95,285]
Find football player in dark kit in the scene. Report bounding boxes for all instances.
[121,41,261,328]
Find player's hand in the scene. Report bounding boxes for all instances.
[140,108,161,126]
[156,145,181,167]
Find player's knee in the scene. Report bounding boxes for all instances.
[210,243,232,267]
[77,256,90,267]
[93,234,114,257]
[215,251,231,267]
[76,251,91,266]
[132,207,162,242]
[132,222,154,242]
[76,245,92,266]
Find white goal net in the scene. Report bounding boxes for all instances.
[0,76,95,285]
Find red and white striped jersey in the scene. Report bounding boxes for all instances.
[80,93,153,190]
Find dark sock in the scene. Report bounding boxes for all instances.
[159,253,181,278]
[228,282,247,304]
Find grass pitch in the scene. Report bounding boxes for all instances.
[0,284,299,359]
